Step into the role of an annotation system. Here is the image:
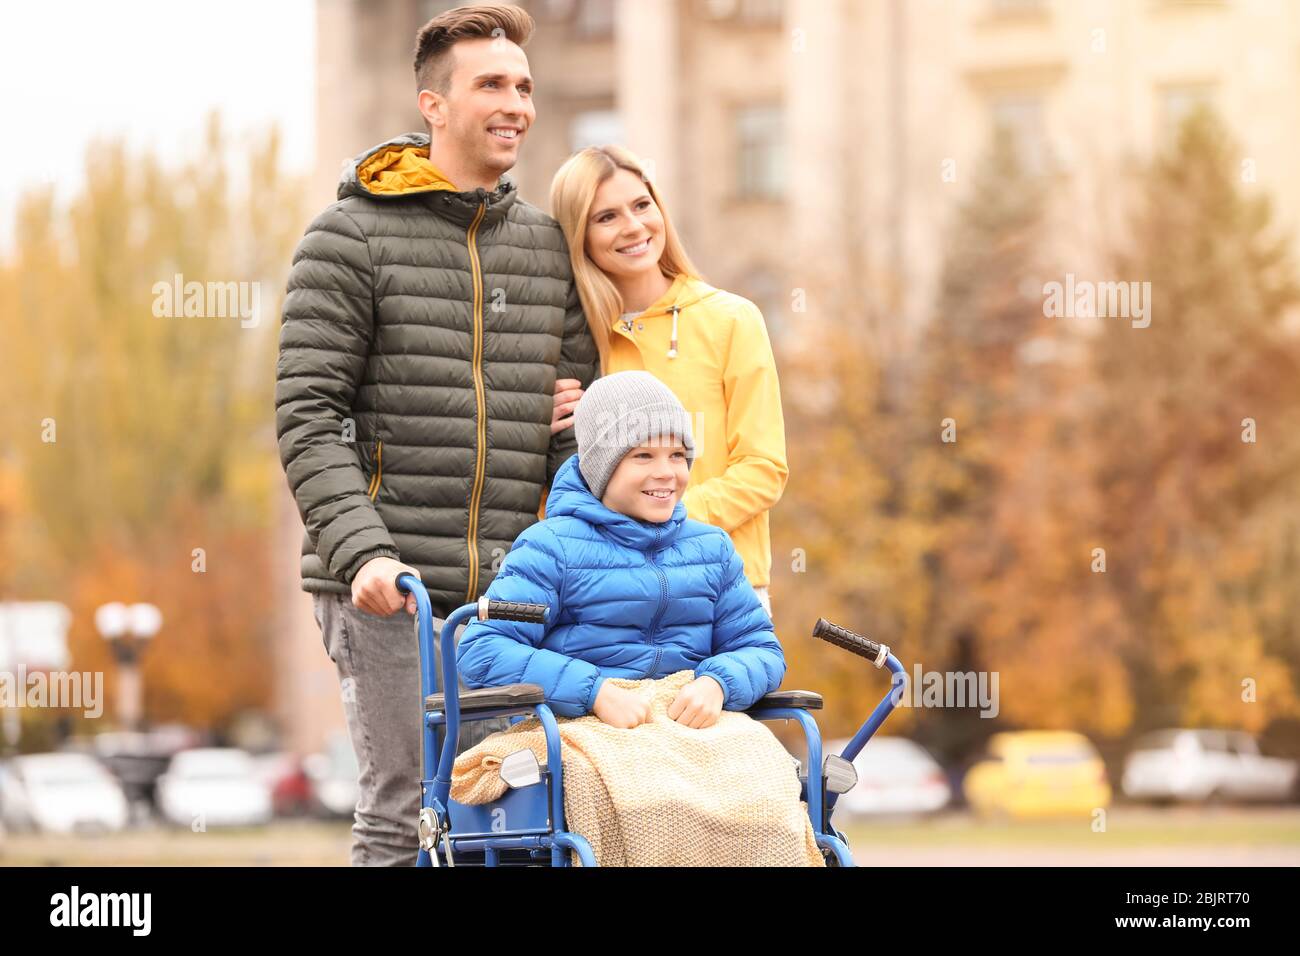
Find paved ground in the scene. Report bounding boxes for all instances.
[843,806,1300,866]
[0,819,353,867]
[2,806,1296,866]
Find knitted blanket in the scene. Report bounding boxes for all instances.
[450,671,825,867]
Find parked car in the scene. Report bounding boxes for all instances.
[963,731,1111,818]
[254,752,316,818]
[0,752,130,834]
[90,731,176,819]
[829,736,951,817]
[1122,729,1298,804]
[155,748,272,828]
[304,734,360,819]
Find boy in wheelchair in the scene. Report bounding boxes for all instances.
[453,372,824,864]
[457,370,786,731]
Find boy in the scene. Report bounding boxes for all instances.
[457,371,785,727]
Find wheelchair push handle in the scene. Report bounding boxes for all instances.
[477,597,548,624]
[394,574,548,624]
[813,618,891,668]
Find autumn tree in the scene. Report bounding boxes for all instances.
[0,115,305,735]
[1088,107,1300,734]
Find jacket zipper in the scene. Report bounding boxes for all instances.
[366,440,384,501]
[464,201,489,602]
[646,526,669,677]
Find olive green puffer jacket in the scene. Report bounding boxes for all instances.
[275,132,598,617]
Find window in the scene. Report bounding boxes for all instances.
[1228,733,1259,757]
[540,0,577,18]
[739,0,785,25]
[699,0,785,24]
[569,109,624,152]
[573,0,615,39]
[1196,730,1231,753]
[418,0,460,22]
[735,105,785,200]
[989,0,1049,15]
[989,93,1049,176]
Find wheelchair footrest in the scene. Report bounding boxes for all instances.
[426,683,546,714]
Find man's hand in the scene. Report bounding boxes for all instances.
[667,676,725,729]
[352,556,422,617]
[551,378,585,435]
[592,681,653,729]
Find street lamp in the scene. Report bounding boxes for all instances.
[95,602,161,731]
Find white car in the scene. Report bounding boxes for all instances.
[156,748,273,827]
[304,734,360,819]
[1122,729,1298,804]
[827,736,952,817]
[0,752,130,834]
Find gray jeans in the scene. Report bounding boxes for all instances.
[311,592,511,866]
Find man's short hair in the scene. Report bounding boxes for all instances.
[413,3,535,95]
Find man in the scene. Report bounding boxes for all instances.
[275,3,597,866]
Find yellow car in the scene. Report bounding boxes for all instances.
[963,731,1111,819]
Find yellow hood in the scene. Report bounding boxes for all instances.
[355,143,459,196]
[622,273,720,322]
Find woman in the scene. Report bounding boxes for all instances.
[549,145,787,615]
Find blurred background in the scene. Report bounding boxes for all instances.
[2,0,1299,865]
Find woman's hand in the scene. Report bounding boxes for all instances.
[592,681,652,729]
[667,676,725,729]
[551,378,585,435]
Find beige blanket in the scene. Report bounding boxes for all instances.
[451,670,825,867]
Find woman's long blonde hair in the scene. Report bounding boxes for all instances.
[549,145,701,371]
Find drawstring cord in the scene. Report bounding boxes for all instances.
[667,305,679,359]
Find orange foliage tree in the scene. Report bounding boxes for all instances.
[0,116,303,738]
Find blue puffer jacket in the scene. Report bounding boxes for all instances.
[457,454,785,718]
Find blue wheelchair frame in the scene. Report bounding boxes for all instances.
[399,573,906,867]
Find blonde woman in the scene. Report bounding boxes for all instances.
[549,146,787,615]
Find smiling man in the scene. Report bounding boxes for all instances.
[275,3,598,866]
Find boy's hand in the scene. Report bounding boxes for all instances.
[592,682,652,729]
[668,676,725,729]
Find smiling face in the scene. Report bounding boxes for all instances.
[583,168,668,282]
[600,436,690,523]
[423,36,535,182]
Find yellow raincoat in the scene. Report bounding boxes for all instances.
[605,274,788,589]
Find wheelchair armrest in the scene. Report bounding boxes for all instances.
[749,690,823,711]
[425,683,546,714]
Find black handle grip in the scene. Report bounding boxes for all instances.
[485,600,548,624]
[813,618,884,663]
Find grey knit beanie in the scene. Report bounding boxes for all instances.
[574,370,695,499]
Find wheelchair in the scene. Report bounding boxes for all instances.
[397,573,906,867]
